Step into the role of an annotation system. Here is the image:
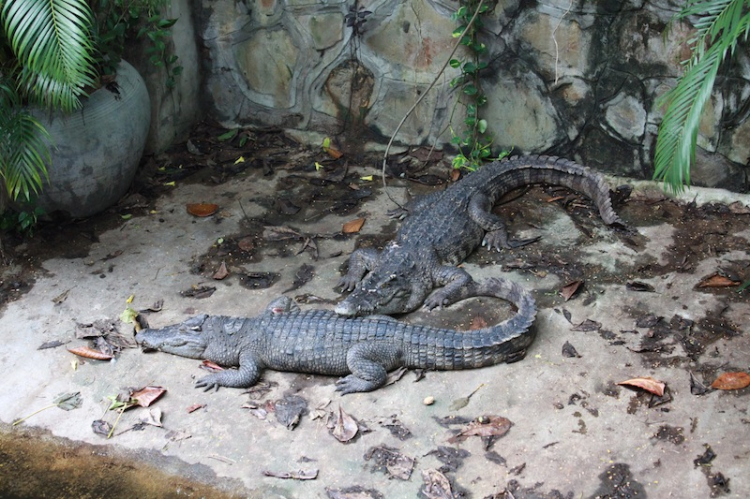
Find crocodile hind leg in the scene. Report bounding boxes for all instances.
[337,248,380,292]
[469,193,540,250]
[335,342,403,394]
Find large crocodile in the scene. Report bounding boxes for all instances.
[135,278,536,394]
[335,155,623,316]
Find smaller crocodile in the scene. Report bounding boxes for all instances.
[135,278,536,394]
[335,155,623,317]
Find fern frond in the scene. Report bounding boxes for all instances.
[654,0,750,193]
[0,81,50,201]
[1,0,97,112]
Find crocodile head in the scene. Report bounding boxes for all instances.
[135,315,210,359]
[335,248,428,317]
[335,270,416,316]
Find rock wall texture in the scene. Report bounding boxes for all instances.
[194,0,750,191]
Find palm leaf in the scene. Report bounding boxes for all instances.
[0,79,50,201]
[1,0,97,112]
[654,0,750,193]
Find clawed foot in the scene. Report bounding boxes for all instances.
[195,375,222,392]
[386,207,409,220]
[424,292,450,311]
[335,375,368,395]
[337,276,360,293]
[482,231,540,251]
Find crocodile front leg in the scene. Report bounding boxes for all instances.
[423,265,476,310]
[335,342,403,394]
[195,351,262,391]
[337,248,380,291]
[469,193,540,250]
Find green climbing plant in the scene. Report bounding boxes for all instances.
[449,0,511,171]
[654,0,750,193]
[449,0,495,171]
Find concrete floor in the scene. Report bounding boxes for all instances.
[1,159,748,498]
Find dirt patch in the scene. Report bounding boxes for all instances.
[0,425,247,498]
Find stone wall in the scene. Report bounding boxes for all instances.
[190,0,749,191]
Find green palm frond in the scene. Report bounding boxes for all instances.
[1,0,97,112]
[0,79,50,201]
[654,0,750,193]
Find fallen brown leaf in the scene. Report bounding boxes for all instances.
[186,203,218,217]
[421,468,454,499]
[67,346,113,361]
[201,360,224,371]
[329,406,359,442]
[325,146,343,159]
[447,415,511,444]
[186,403,205,413]
[561,280,583,301]
[342,218,365,234]
[237,236,255,252]
[616,376,666,397]
[212,261,230,280]
[698,273,740,288]
[711,372,750,390]
[130,386,167,407]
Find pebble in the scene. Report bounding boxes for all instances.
[423,396,435,406]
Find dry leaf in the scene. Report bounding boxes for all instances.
[448,415,512,443]
[186,403,205,413]
[67,346,113,361]
[130,386,167,407]
[212,261,230,280]
[52,289,70,305]
[450,169,461,182]
[201,360,224,371]
[711,372,750,390]
[561,280,583,301]
[138,407,163,427]
[698,273,740,288]
[237,236,255,251]
[616,376,666,396]
[342,218,365,234]
[325,146,343,159]
[421,468,453,499]
[262,469,318,480]
[330,406,359,442]
[186,203,218,217]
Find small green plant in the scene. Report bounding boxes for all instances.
[90,0,182,88]
[0,205,45,235]
[654,0,750,193]
[449,0,495,171]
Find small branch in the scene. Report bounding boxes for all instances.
[552,0,573,86]
[381,0,486,208]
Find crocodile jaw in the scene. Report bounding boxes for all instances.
[135,328,209,359]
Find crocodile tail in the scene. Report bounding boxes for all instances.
[461,277,537,365]
[494,155,623,227]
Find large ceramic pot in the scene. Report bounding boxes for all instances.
[35,61,151,218]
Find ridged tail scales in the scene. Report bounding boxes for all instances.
[483,155,623,226]
[402,277,537,371]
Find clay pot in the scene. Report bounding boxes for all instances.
[34,60,151,218]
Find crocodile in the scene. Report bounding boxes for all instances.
[134,278,536,394]
[335,155,623,316]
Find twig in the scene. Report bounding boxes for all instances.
[552,0,573,85]
[381,0,486,209]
